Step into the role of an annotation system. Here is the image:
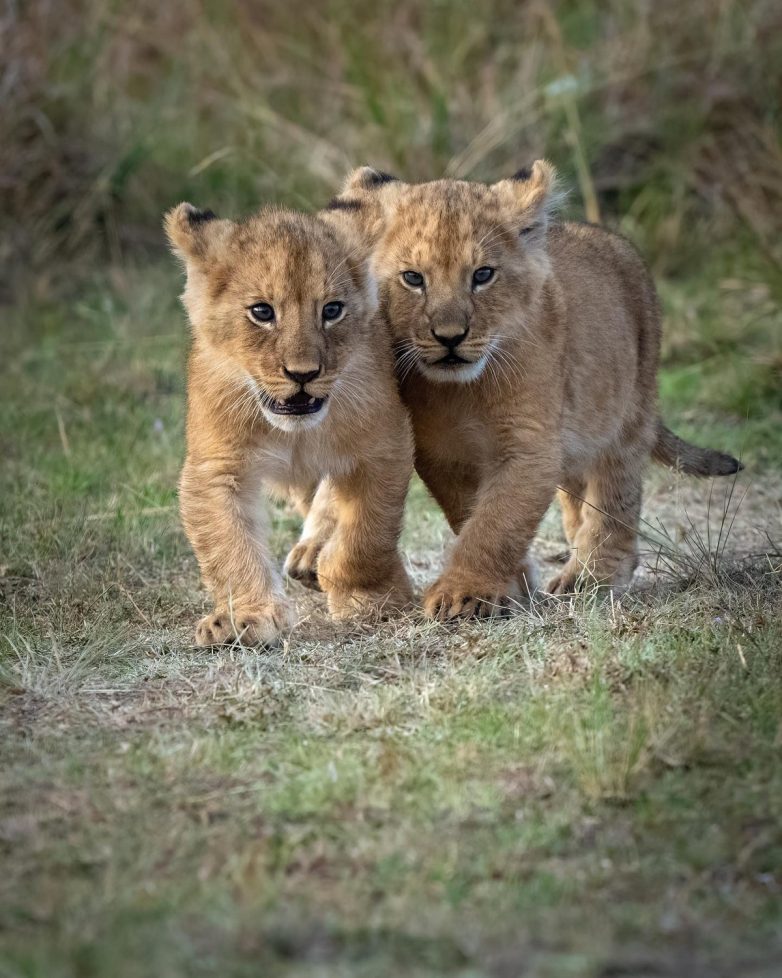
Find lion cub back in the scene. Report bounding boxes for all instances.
[547,220,663,416]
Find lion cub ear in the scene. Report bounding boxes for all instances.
[494,159,560,241]
[164,202,230,263]
[342,166,400,194]
[322,167,405,245]
[330,166,405,213]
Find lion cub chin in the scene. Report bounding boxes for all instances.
[165,203,414,646]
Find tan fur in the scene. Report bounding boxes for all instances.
[165,203,413,645]
[326,162,741,616]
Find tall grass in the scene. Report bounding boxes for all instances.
[2,8,781,972]
[2,0,782,294]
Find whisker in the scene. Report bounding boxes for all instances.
[473,221,511,253]
[393,342,423,384]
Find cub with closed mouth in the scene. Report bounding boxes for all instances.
[324,162,742,618]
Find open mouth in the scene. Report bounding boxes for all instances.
[269,391,325,416]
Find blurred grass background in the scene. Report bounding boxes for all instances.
[3,0,782,271]
[2,0,781,456]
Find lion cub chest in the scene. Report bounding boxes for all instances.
[411,390,495,469]
[254,430,355,495]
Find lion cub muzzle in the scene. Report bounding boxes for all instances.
[430,322,473,369]
[418,339,492,384]
[268,390,326,417]
[269,364,326,417]
[419,317,491,381]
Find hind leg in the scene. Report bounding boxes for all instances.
[543,481,584,580]
[558,479,586,546]
[504,482,587,601]
[560,482,585,545]
[513,554,539,601]
[547,458,642,595]
[284,479,338,591]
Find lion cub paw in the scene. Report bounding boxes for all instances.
[194,601,293,647]
[546,552,637,596]
[545,565,582,596]
[327,582,413,622]
[283,539,323,591]
[423,575,510,621]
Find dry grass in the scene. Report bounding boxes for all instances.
[2,439,781,974]
[2,0,782,973]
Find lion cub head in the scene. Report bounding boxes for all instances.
[326,161,558,384]
[165,204,376,431]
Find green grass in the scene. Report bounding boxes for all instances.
[1,256,781,976]
[2,598,782,975]
[655,243,782,468]
[3,0,782,973]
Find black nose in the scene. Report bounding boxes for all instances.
[284,366,321,385]
[432,326,469,349]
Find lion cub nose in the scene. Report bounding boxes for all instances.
[284,365,321,385]
[431,325,469,348]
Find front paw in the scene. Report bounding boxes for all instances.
[327,580,413,621]
[283,539,323,591]
[194,601,294,647]
[326,561,413,621]
[423,574,510,621]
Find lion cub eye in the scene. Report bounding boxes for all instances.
[401,270,425,289]
[322,301,344,323]
[472,266,495,287]
[248,302,275,324]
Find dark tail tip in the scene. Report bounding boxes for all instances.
[714,453,743,476]
[653,423,745,477]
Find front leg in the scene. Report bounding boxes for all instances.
[416,454,537,602]
[180,456,293,646]
[423,434,560,620]
[316,429,414,620]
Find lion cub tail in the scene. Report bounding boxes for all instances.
[652,420,743,477]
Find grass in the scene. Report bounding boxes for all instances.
[4,596,782,975]
[2,0,782,974]
[1,259,781,976]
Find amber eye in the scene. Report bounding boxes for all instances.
[472,266,495,287]
[248,302,275,323]
[322,301,344,323]
[402,270,424,289]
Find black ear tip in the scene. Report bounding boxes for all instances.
[184,204,217,224]
[512,166,533,181]
[360,168,397,187]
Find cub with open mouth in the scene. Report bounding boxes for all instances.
[165,203,413,646]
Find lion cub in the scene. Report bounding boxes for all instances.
[165,203,413,646]
[325,162,741,617]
